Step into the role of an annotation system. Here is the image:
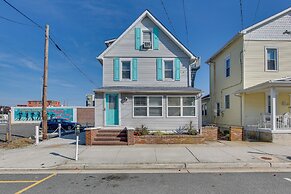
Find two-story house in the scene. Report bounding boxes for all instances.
[206,7,291,142]
[94,10,201,138]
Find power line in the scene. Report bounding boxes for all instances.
[239,0,244,30]
[160,0,176,35]
[182,0,189,45]
[0,15,34,27]
[2,0,43,29]
[2,0,98,87]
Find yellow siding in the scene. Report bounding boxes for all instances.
[244,41,291,88]
[209,37,243,127]
[244,93,265,126]
[277,93,291,114]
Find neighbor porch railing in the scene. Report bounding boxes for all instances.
[258,113,291,130]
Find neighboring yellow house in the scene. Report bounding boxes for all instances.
[206,7,291,142]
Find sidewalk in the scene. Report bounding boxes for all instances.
[1,133,291,171]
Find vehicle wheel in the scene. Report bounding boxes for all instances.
[67,126,72,130]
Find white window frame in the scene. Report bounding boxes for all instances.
[120,58,132,81]
[133,95,163,118]
[141,28,153,50]
[166,96,197,117]
[163,58,175,81]
[225,55,231,77]
[265,47,278,72]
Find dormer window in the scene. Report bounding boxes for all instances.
[142,30,152,49]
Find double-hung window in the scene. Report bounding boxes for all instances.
[164,60,174,79]
[133,96,163,117]
[133,97,147,116]
[167,96,196,117]
[225,57,230,77]
[121,60,131,80]
[266,48,278,71]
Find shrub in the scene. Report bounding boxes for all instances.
[134,125,149,136]
[185,121,198,135]
[151,131,164,136]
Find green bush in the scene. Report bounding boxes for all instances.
[151,131,164,136]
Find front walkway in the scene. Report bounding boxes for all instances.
[1,133,291,171]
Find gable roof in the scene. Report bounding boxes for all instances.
[97,10,197,64]
[206,7,291,64]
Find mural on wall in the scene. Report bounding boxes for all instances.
[13,108,74,122]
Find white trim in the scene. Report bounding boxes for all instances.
[207,7,291,64]
[265,47,279,72]
[166,96,197,118]
[104,93,121,127]
[97,10,197,63]
[141,28,153,50]
[120,58,132,81]
[133,95,164,118]
[163,58,175,81]
[241,7,291,34]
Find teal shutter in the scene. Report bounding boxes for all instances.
[113,58,120,81]
[153,27,159,50]
[135,28,141,50]
[175,58,180,81]
[156,58,163,81]
[132,58,138,81]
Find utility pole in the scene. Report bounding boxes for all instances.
[42,24,49,140]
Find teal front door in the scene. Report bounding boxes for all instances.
[105,93,119,126]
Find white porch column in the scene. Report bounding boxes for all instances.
[270,87,277,130]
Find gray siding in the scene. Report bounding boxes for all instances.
[104,17,188,58]
[245,11,291,41]
[103,57,189,87]
[94,93,199,131]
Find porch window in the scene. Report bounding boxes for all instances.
[225,95,230,109]
[149,97,163,116]
[164,60,174,79]
[167,96,196,117]
[133,96,163,117]
[266,48,278,71]
[133,97,147,116]
[121,60,131,80]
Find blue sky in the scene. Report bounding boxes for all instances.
[0,0,290,106]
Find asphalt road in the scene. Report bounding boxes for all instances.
[0,172,291,194]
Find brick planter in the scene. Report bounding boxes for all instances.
[202,126,218,141]
[229,126,243,141]
[85,128,99,145]
[134,135,205,144]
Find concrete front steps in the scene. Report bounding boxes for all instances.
[92,129,128,145]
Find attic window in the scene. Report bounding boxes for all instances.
[142,30,152,49]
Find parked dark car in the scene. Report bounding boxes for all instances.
[40,118,81,131]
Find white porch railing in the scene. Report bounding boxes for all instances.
[258,113,291,130]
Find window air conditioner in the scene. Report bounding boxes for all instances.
[143,41,152,49]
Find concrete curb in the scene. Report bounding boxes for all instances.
[1,162,291,172]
